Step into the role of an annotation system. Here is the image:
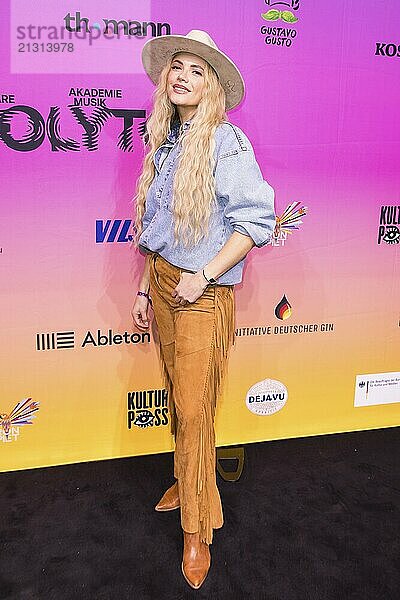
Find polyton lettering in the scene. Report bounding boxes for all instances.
[0,104,145,152]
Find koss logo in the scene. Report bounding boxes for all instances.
[375,42,400,58]
[96,219,133,243]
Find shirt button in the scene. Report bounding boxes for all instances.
[156,190,162,198]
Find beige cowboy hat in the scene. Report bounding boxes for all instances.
[141,29,245,111]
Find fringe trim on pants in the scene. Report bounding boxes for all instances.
[158,341,178,440]
[197,285,236,545]
[153,270,236,545]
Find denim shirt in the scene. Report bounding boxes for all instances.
[138,118,276,285]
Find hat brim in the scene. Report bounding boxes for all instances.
[141,34,245,111]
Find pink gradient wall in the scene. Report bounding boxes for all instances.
[1,0,399,471]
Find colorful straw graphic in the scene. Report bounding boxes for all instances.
[0,398,40,438]
[274,201,308,237]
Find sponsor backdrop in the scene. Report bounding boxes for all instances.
[1,0,399,472]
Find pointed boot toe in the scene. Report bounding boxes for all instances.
[154,481,180,511]
[181,559,210,590]
[181,531,211,589]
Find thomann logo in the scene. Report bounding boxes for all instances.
[64,11,171,38]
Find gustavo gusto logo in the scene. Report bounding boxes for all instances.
[260,0,300,48]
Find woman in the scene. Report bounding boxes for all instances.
[131,30,276,590]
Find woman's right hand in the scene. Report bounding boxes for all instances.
[131,294,152,331]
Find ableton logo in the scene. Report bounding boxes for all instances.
[36,331,75,350]
[36,328,150,350]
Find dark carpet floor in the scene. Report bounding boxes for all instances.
[1,426,399,600]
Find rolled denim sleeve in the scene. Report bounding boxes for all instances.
[215,126,276,247]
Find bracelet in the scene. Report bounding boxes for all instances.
[202,268,217,285]
[137,290,153,305]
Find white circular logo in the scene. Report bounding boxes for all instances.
[245,379,288,416]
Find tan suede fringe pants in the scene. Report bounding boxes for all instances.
[148,251,236,545]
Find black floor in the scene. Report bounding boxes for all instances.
[1,427,399,600]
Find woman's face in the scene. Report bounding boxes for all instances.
[167,52,206,112]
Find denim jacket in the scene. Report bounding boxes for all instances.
[138,118,276,285]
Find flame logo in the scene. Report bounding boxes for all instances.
[274,294,292,320]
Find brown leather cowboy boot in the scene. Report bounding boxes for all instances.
[181,530,211,589]
[154,480,180,511]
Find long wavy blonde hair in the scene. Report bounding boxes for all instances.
[132,52,229,249]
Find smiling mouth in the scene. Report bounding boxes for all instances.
[173,85,190,93]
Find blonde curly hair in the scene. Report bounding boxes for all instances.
[132,52,229,249]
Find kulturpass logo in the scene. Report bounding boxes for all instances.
[377,205,400,244]
[0,398,40,442]
[127,389,169,429]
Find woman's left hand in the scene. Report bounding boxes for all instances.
[171,271,208,304]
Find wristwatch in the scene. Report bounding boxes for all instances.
[202,268,217,285]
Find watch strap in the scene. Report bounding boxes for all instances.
[202,268,217,285]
